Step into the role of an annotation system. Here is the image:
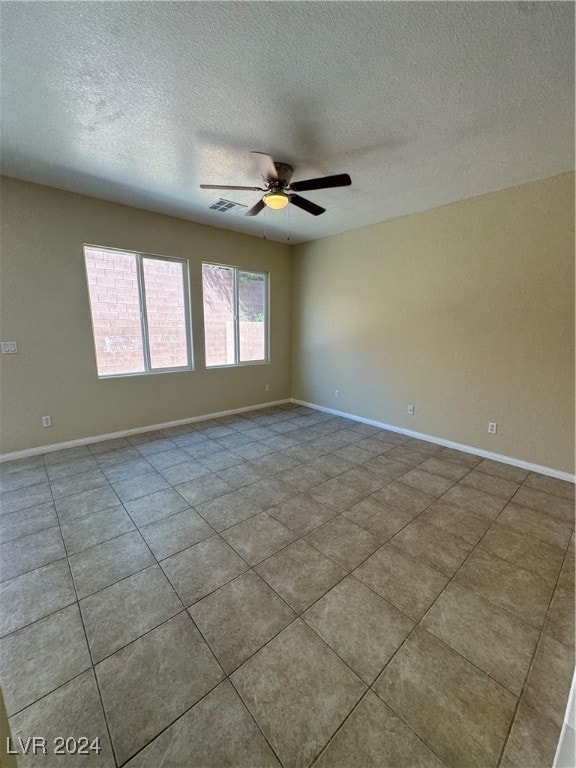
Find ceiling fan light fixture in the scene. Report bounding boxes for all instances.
[263,191,289,210]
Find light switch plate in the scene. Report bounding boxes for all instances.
[1,341,18,354]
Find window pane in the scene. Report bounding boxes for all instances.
[84,248,145,376]
[143,258,189,369]
[202,264,235,366]
[239,271,266,362]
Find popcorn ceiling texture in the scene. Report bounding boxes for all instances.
[1,2,573,244]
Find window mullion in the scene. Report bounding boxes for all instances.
[137,254,152,372]
[233,268,240,365]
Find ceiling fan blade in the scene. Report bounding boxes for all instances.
[290,173,351,192]
[290,194,326,216]
[251,151,278,181]
[200,184,264,191]
[245,198,266,217]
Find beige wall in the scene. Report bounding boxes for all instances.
[292,173,575,474]
[0,178,292,453]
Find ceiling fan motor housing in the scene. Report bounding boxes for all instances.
[272,162,293,187]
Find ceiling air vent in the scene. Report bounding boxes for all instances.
[208,198,247,214]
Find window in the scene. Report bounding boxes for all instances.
[84,246,192,377]
[202,263,268,367]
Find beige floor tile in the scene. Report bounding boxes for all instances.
[0,604,90,715]
[523,634,575,728]
[353,543,448,620]
[441,483,506,518]
[60,505,134,555]
[8,670,115,768]
[480,523,564,583]
[68,531,155,599]
[96,612,223,765]
[161,535,248,605]
[416,456,471,482]
[307,479,368,513]
[500,699,560,768]
[101,459,155,485]
[361,455,409,484]
[0,467,48,493]
[498,502,573,549]
[112,472,170,503]
[231,620,365,768]
[383,445,428,468]
[94,446,141,466]
[342,495,415,542]
[197,490,263,531]
[124,681,281,768]
[136,437,177,456]
[303,576,414,683]
[0,455,45,475]
[139,507,214,560]
[455,548,554,628]
[221,512,296,565]
[123,487,190,527]
[189,571,295,672]
[0,559,76,637]
[436,447,483,468]
[175,474,234,505]
[331,444,376,465]
[399,467,455,497]
[475,459,529,484]
[544,557,575,648]
[80,565,182,662]
[422,582,539,695]
[390,519,472,577]
[269,493,337,535]
[524,472,575,501]
[0,526,65,582]
[460,470,520,500]
[255,540,346,613]
[419,499,491,545]
[44,445,93,465]
[308,454,354,478]
[0,502,58,544]
[371,481,434,514]
[145,448,192,471]
[49,468,108,500]
[55,486,120,523]
[374,627,516,768]
[513,486,574,523]
[314,691,445,768]
[337,467,384,494]
[306,516,380,570]
[217,462,266,489]
[198,449,245,472]
[250,452,300,476]
[1,483,52,515]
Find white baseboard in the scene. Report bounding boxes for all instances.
[0,399,291,463]
[292,398,576,483]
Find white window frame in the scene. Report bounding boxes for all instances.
[84,244,194,379]
[202,262,270,368]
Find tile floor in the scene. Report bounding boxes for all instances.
[0,403,574,767]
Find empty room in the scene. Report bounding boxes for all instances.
[0,2,574,768]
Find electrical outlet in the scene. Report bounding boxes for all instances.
[407,404,415,415]
[334,389,340,399]
[488,422,497,434]
[265,384,270,392]
[42,416,52,428]
[1,341,18,354]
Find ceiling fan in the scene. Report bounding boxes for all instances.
[200,151,351,216]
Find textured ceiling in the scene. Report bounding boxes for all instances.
[1,1,574,244]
